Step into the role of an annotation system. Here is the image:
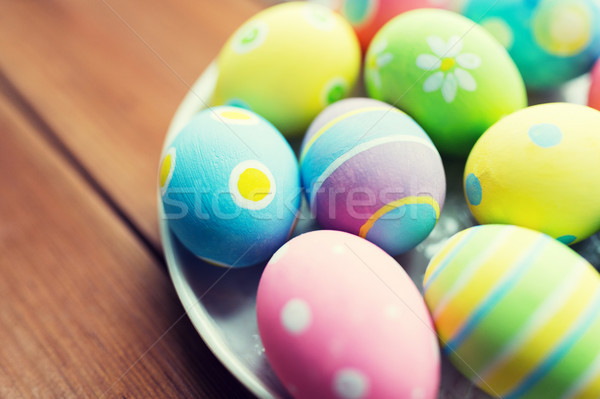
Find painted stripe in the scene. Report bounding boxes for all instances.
[434,236,533,342]
[299,106,395,163]
[358,196,440,238]
[504,288,600,399]
[561,349,600,399]
[423,228,479,291]
[443,236,549,356]
[423,233,462,285]
[477,260,589,381]
[482,260,599,395]
[432,226,515,319]
[308,135,437,213]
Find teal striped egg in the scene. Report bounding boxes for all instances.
[423,224,600,398]
[300,98,446,255]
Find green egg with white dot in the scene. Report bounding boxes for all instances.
[365,8,527,156]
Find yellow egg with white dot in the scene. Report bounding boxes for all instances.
[464,103,600,245]
[211,1,361,137]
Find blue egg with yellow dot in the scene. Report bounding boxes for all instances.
[159,106,301,267]
[462,0,600,89]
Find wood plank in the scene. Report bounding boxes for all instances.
[0,88,250,397]
[0,0,265,250]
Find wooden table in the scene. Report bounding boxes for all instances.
[0,0,270,397]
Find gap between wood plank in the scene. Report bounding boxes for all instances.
[0,67,166,270]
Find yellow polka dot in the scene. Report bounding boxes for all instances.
[159,153,172,188]
[221,110,252,120]
[237,168,271,202]
[533,3,592,56]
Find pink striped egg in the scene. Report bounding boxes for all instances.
[300,98,446,256]
[257,230,441,399]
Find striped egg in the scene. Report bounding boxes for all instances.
[423,224,600,399]
[159,106,301,267]
[300,98,446,255]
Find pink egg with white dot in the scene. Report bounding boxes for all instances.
[256,230,440,399]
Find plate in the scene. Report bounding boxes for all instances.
[158,63,600,399]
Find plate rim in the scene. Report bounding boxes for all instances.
[158,62,279,399]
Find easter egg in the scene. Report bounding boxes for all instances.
[310,0,457,50]
[300,98,446,255]
[588,59,600,110]
[464,102,600,245]
[364,9,527,156]
[462,0,600,89]
[423,224,600,399]
[159,106,301,267]
[212,2,361,137]
[257,230,441,399]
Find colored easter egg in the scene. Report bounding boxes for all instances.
[462,0,600,89]
[464,102,600,245]
[588,58,600,110]
[364,8,527,156]
[300,98,446,255]
[159,106,301,267]
[212,2,361,137]
[257,230,441,399]
[423,224,600,399]
[310,0,457,50]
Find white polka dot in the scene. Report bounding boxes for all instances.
[332,244,347,254]
[481,17,514,49]
[232,20,269,54]
[412,387,425,399]
[304,4,336,31]
[281,299,312,334]
[333,368,369,399]
[270,243,289,264]
[288,384,298,395]
[384,304,399,319]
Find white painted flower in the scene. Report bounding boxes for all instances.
[366,39,394,92]
[416,35,482,103]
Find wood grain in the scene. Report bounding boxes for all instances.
[0,0,264,251]
[0,89,250,398]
